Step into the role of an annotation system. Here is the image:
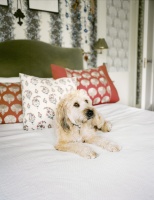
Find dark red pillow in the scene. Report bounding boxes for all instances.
[51,64,119,105]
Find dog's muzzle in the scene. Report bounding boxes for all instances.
[86,109,94,119]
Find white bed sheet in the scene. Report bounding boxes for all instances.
[0,103,154,200]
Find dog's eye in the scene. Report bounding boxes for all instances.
[74,102,80,107]
[85,99,88,103]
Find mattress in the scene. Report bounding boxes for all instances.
[0,103,154,200]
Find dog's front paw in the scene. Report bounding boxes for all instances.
[101,121,112,132]
[81,148,98,159]
[106,143,121,152]
[86,151,98,159]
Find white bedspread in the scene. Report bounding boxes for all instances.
[0,103,154,200]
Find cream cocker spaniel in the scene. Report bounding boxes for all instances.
[55,90,121,158]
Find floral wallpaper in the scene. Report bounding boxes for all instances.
[136,0,144,107]
[50,0,62,46]
[88,0,97,67]
[24,0,40,40]
[0,0,97,68]
[106,0,130,72]
[70,0,82,48]
[0,0,14,41]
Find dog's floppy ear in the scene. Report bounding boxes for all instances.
[56,98,70,132]
[91,109,105,130]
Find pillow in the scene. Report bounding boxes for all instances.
[0,77,20,83]
[20,73,77,131]
[51,64,119,105]
[0,82,23,124]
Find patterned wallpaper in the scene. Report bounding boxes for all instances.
[136,0,144,106]
[0,0,97,68]
[0,0,14,41]
[24,0,40,40]
[106,0,130,72]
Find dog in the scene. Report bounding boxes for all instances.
[54,90,121,159]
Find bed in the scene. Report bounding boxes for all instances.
[0,40,154,200]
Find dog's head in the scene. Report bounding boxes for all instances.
[56,90,95,131]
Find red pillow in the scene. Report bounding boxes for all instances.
[51,64,119,105]
[0,83,23,124]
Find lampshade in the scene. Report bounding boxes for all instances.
[94,38,108,50]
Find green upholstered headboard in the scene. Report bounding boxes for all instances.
[0,40,83,78]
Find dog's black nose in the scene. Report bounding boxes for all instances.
[86,109,94,119]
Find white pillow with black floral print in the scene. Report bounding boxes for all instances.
[20,73,77,131]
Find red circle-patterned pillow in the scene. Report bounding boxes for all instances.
[66,68,111,105]
[0,83,23,124]
[51,64,120,105]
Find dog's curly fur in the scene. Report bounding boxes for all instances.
[55,90,121,159]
